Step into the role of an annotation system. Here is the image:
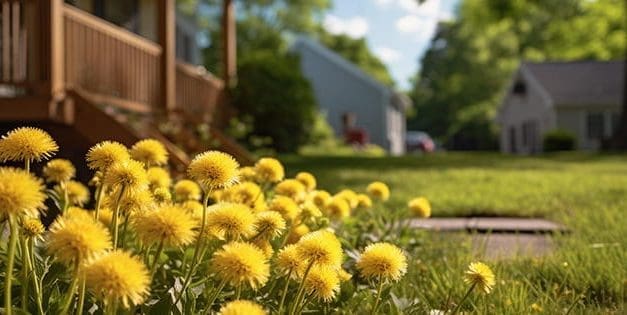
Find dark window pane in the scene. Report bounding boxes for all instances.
[586,112,604,139]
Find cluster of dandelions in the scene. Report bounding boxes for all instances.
[0,126,495,315]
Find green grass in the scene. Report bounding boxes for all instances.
[282,152,626,313]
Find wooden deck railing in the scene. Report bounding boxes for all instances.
[63,4,161,113]
[176,61,224,123]
[0,0,27,84]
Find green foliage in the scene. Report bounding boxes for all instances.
[409,0,626,149]
[543,129,576,152]
[232,51,317,152]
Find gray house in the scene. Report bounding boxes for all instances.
[291,37,411,155]
[497,61,624,154]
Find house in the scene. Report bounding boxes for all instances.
[497,61,624,154]
[0,0,252,172]
[291,37,411,155]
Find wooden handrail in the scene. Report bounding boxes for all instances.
[175,61,224,123]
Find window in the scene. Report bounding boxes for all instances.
[512,80,526,95]
[586,112,604,139]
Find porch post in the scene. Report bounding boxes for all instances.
[157,0,175,113]
[40,0,64,98]
[222,0,236,88]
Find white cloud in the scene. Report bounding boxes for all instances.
[373,0,394,7]
[374,47,402,63]
[323,14,369,39]
[396,15,423,33]
[394,0,446,43]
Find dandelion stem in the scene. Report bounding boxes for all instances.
[4,215,18,315]
[451,282,476,315]
[119,213,130,247]
[277,269,293,315]
[60,260,81,314]
[20,235,30,311]
[25,159,30,173]
[76,278,86,315]
[61,181,70,213]
[289,260,314,315]
[371,275,385,314]
[111,185,127,248]
[150,239,165,277]
[203,278,227,315]
[235,284,242,299]
[94,182,107,220]
[28,238,44,315]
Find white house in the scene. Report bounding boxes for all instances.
[497,61,624,154]
[291,37,411,155]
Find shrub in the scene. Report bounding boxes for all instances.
[232,51,317,152]
[543,129,576,152]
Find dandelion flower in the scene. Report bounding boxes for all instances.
[211,241,270,290]
[43,159,75,183]
[337,268,352,282]
[309,190,331,208]
[287,224,310,244]
[300,201,322,218]
[356,242,407,282]
[366,181,390,201]
[152,187,171,203]
[275,179,306,202]
[238,167,257,182]
[188,151,239,190]
[205,203,256,240]
[219,300,266,315]
[463,262,495,294]
[21,218,45,238]
[408,197,431,218]
[252,239,274,259]
[276,244,303,274]
[356,194,372,209]
[296,230,343,268]
[147,167,171,190]
[133,204,197,247]
[268,196,300,222]
[335,189,358,209]
[0,127,58,162]
[182,200,204,217]
[303,266,340,302]
[83,250,150,308]
[225,182,262,206]
[0,167,46,217]
[130,139,168,166]
[47,213,111,264]
[86,141,130,171]
[174,179,201,201]
[104,160,148,193]
[115,188,155,215]
[253,211,286,240]
[97,207,116,227]
[55,180,90,207]
[325,197,350,220]
[295,172,316,191]
[254,158,284,183]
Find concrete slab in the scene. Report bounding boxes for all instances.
[472,234,555,259]
[409,217,566,233]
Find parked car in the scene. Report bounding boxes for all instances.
[406,131,435,153]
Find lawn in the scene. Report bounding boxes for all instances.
[282,152,627,314]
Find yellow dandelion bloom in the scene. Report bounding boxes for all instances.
[253,211,286,240]
[106,188,154,216]
[224,182,262,207]
[130,139,168,167]
[65,206,94,221]
[97,207,116,227]
[55,180,90,207]
[0,127,58,162]
[104,160,148,192]
[356,242,407,282]
[338,268,352,282]
[408,197,431,218]
[86,141,130,171]
[47,213,111,264]
[43,159,75,183]
[21,218,45,238]
[309,190,331,208]
[303,266,340,302]
[83,250,150,308]
[268,196,301,222]
[219,300,266,315]
[146,167,172,190]
[463,262,495,294]
[252,238,274,259]
[133,204,197,247]
[254,157,284,183]
[205,202,256,240]
[296,230,343,267]
[300,201,322,218]
[188,151,239,190]
[276,244,303,274]
[275,179,307,202]
[181,200,204,217]
[174,179,201,202]
[356,194,373,209]
[335,189,359,209]
[238,167,257,182]
[366,181,390,201]
[295,172,316,191]
[211,241,270,290]
[152,187,171,203]
[0,167,46,217]
[287,224,310,244]
[325,197,351,220]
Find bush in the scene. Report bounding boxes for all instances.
[543,129,576,152]
[232,51,317,152]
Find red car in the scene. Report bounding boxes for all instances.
[406,131,435,153]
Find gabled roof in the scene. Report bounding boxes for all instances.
[522,61,624,106]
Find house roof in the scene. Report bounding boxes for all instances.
[522,60,624,106]
[291,36,411,112]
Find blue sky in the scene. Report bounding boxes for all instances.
[324,0,459,90]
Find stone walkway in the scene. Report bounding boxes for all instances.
[409,217,566,259]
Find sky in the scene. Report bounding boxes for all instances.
[324,0,459,90]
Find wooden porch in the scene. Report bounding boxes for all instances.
[0,0,250,170]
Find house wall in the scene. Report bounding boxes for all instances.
[386,104,406,155]
[294,42,389,151]
[498,72,555,154]
[555,106,622,150]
